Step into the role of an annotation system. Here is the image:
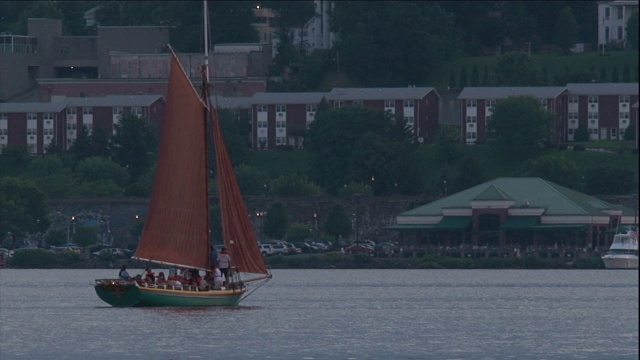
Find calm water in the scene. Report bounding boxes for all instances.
[0,269,637,360]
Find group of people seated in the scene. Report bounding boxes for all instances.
[119,265,225,291]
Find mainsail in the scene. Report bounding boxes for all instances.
[133,51,210,270]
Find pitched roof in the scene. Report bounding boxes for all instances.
[457,87,566,100]
[565,83,639,95]
[211,96,252,109]
[328,87,437,100]
[0,102,67,113]
[251,92,328,104]
[472,185,514,201]
[65,95,164,107]
[399,177,632,217]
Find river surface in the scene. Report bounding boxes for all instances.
[0,269,638,360]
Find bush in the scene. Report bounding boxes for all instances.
[10,249,57,268]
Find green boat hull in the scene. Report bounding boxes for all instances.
[94,279,246,307]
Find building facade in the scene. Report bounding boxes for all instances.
[0,95,165,154]
[597,0,639,50]
[249,87,441,149]
[458,83,639,144]
[390,177,637,255]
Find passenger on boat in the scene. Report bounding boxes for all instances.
[196,275,208,290]
[180,268,192,283]
[217,247,231,285]
[144,267,156,283]
[167,274,182,287]
[211,266,223,290]
[118,265,131,280]
[156,272,166,284]
[210,245,219,270]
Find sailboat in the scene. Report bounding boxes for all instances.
[94,2,271,307]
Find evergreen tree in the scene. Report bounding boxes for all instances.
[599,67,607,82]
[323,204,352,242]
[611,66,619,82]
[448,70,457,90]
[541,66,548,85]
[470,64,479,86]
[482,65,489,86]
[622,64,631,82]
[459,66,468,88]
[553,6,578,53]
[264,202,287,240]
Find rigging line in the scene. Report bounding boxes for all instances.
[238,277,271,304]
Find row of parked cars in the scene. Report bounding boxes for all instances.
[258,241,331,256]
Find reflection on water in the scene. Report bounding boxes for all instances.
[0,269,638,360]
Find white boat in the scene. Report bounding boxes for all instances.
[602,229,638,269]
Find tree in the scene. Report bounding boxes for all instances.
[452,155,486,193]
[470,64,479,86]
[45,229,66,247]
[486,96,553,160]
[0,177,50,240]
[585,166,636,195]
[612,66,620,83]
[448,70,457,89]
[331,1,458,85]
[574,126,590,142]
[458,66,468,88]
[26,155,76,198]
[270,173,321,197]
[323,204,351,242]
[552,6,578,53]
[495,52,539,86]
[76,156,129,189]
[235,165,270,196]
[433,126,461,163]
[523,155,584,191]
[286,222,313,242]
[69,125,93,162]
[264,202,287,240]
[627,11,639,50]
[74,226,98,247]
[112,115,158,184]
[623,124,636,141]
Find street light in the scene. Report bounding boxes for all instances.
[313,213,318,242]
[256,211,267,242]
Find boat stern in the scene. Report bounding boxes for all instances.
[94,279,142,307]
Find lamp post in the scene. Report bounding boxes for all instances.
[256,211,266,242]
[313,212,318,242]
[354,193,362,244]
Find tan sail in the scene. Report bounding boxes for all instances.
[134,51,210,270]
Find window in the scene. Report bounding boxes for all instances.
[539,99,548,108]
[257,120,267,128]
[0,128,8,135]
[568,112,578,120]
[257,105,268,112]
[466,132,477,140]
[44,128,54,136]
[384,100,395,109]
[618,26,623,40]
[83,107,93,115]
[27,113,37,121]
[404,116,414,125]
[619,112,630,119]
[0,113,6,120]
[486,115,492,122]
[466,100,477,107]
[43,113,53,121]
[276,105,286,113]
[486,100,496,109]
[403,100,414,108]
[113,107,123,115]
[588,96,598,104]
[276,136,286,145]
[66,122,77,130]
[619,95,630,104]
[276,119,286,128]
[466,116,477,123]
[306,104,317,112]
[27,128,37,135]
[131,107,142,117]
[588,112,599,122]
[67,107,77,115]
[568,96,578,104]
[617,7,623,20]
[352,100,363,107]
[605,7,610,20]
[333,101,344,109]
[568,129,574,135]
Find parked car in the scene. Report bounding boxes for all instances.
[293,242,316,254]
[271,243,289,255]
[284,243,301,254]
[92,247,126,258]
[258,243,274,256]
[345,244,374,255]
